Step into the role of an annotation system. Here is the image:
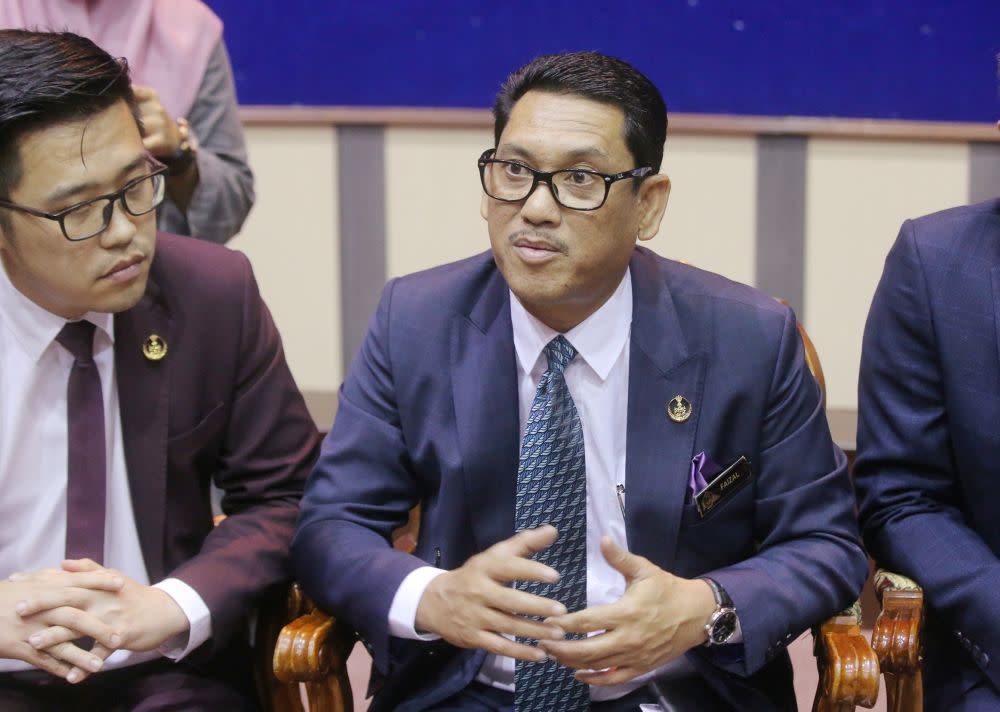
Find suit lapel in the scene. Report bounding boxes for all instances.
[451,268,520,554]
[624,249,706,572]
[115,273,172,582]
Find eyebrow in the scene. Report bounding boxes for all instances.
[499,143,612,165]
[46,154,150,205]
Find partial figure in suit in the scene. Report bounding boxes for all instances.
[854,123,1000,711]
[293,52,866,712]
[0,30,318,710]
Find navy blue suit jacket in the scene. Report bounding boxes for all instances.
[855,199,1000,709]
[293,247,866,711]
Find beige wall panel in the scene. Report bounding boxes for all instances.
[229,125,341,392]
[385,128,494,278]
[651,135,757,285]
[805,139,969,410]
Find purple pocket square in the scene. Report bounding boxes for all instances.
[688,451,724,502]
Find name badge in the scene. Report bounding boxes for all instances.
[695,455,752,518]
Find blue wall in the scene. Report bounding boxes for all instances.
[205,1,1000,122]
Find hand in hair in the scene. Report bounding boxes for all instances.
[133,85,182,159]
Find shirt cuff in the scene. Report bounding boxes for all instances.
[152,578,212,660]
[387,566,446,640]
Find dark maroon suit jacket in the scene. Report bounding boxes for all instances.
[114,232,318,655]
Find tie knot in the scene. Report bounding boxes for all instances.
[56,320,96,364]
[544,335,577,376]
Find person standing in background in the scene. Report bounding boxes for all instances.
[0,0,255,245]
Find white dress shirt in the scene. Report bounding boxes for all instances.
[389,269,674,701]
[0,264,210,672]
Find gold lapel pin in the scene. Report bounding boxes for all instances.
[667,395,692,423]
[142,334,168,362]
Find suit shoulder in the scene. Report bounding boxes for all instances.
[149,233,257,315]
[383,251,496,314]
[904,199,1000,253]
[632,249,792,359]
[152,232,252,294]
[651,252,788,321]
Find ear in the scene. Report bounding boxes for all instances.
[480,191,490,221]
[636,173,671,242]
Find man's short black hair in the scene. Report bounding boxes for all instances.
[0,30,140,209]
[492,51,668,174]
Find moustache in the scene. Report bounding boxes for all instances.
[507,230,568,254]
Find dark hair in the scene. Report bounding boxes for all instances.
[0,30,140,207]
[492,51,668,174]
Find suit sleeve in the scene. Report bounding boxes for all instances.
[854,221,1000,688]
[168,252,318,648]
[704,305,868,675]
[291,279,427,673]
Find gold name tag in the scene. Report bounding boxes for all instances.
[695,456,752,518]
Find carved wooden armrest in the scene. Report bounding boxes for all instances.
[273,585,357,684]
[871,569,923,675]
[813,602,880,709]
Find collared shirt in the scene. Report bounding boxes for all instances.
[390,269,663,701]
[0,263,210,671]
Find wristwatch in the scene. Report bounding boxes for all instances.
[700,577,738,646]
[162,117,198,176]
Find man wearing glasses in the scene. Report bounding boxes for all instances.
[294,52,866,711]
[0,30,318,709]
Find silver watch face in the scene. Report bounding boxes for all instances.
[708,608,738,645]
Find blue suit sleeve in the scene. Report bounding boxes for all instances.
[705,306,868,675]
[854,220,1000,687]
[291,279,427,673]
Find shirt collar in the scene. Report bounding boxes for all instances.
[510,267,632,382]
[0,261,115,363]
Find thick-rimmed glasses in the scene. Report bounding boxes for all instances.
[0,162,168,241]
[478,149,653,211]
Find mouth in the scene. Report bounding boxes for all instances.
[510,235,564,263]
[100,253,147,283]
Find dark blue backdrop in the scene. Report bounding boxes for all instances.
[204,1,1000,122]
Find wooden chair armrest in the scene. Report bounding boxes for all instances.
[813,605,880,710]
[273,608,357,684]
[871,569,923,675]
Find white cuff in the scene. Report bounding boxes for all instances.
[387,566,446,640]
[153,578,212,660]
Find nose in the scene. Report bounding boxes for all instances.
[519,178,562,226]
[97,197,139,249]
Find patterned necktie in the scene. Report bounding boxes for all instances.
[514,335,588,712]
[56,320,106,564]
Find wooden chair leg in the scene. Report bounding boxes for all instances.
[304,674,354,712]
[871,586,923,712]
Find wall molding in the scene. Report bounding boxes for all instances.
[240,106,1000,142]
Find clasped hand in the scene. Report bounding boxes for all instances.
[2,559,188,683]
[414,528,716,685]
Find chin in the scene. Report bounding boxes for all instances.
[99,281,148,314]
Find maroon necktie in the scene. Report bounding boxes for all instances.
[56,320,106,564]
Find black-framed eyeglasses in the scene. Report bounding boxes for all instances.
[478,149,653,211]
[0,161,168,242]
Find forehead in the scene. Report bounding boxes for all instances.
[11,100,145,202]
[498,90,628,164]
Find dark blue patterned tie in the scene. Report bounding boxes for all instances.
[514,335,588,712]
